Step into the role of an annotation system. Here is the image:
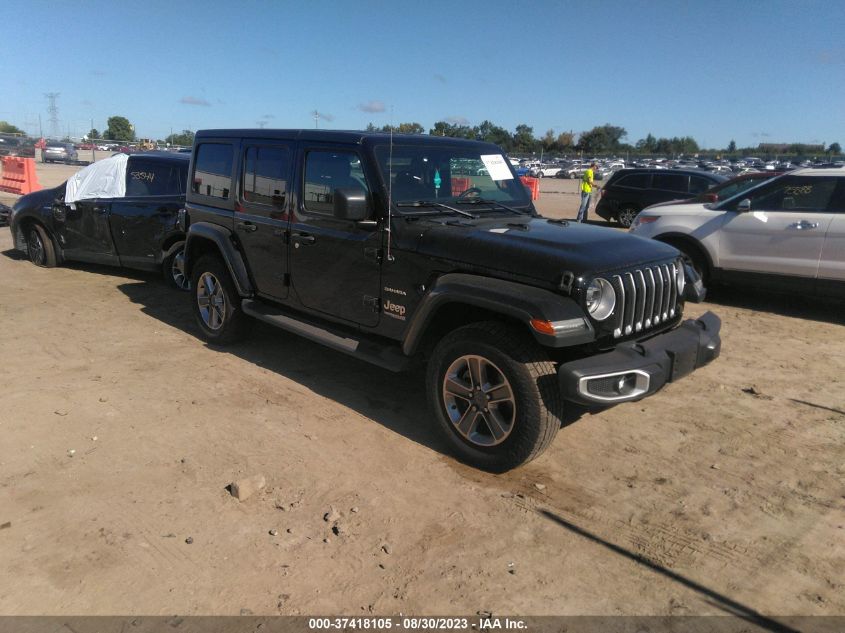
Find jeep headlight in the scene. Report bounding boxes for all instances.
[585,277,616,321]
[676,261,685,296]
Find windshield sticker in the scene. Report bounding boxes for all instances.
[480,155,513,181]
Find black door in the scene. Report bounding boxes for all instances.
[57,199,118,264]
[235,143,293,300]
[288,147,382,327]
[110,196,184,269]
[110,158,188,269]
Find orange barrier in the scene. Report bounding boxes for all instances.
[520,176,539,200]
[451,177,471,196]
[0,156,42,195]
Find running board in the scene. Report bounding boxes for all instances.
[241,299,411,372]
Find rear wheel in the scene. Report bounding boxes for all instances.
[427,321,562,472]
[190,254,249,344]
[617,205,639,228]
[163,243,190,290]
[27,224,57,267]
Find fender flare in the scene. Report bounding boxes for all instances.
[401,273,594,355]
[185,222,253,297]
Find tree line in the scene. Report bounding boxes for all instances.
[4,116,840,158]
[367,121,841,158]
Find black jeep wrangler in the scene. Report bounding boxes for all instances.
[182,130,721,471]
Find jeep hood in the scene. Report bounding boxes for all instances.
[413,217,679,282]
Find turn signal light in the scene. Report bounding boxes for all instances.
[529,319,556,335]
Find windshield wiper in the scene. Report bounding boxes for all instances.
[454,198,525,215]
[395,200,475,218]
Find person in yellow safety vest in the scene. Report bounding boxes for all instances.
[576,162,598,222]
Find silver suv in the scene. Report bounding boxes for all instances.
[629,166,845,297]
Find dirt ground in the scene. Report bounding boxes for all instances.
[0,159,843,618]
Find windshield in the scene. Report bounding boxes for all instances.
[374,144,531,213]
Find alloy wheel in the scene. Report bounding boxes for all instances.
[442,354,516,447]
[196,271,226,330]
[171,251,190,290]
[28,230,44,265]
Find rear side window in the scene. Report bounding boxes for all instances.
[653,174,688,193]
[615,173,651,189]
[192,143,233,199]
[242,146,290,208]
[126,160,186,197]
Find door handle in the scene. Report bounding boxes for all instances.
[787,221,819,230]
[291,232,316,246]
[94,206,108,215]
[237,221,258,233]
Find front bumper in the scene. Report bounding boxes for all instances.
[558,311,721,405]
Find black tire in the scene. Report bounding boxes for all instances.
[616,205,639,228]
[426,321,563,472]
[536,172,543,178]
[664,239,710,286]
[163,242,190,291]
[27,224,57,268]
[190,254,250,344]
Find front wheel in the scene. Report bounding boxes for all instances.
[27,224,57,267]
[426,321,562,472]
[617,205,639,228]
[190,254,250,344]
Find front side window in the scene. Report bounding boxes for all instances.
[192,143,233,199]
[746,176,839,212]
[303,150,369,214]
[126,160,186,197]
[374,145,530,212]
[242,146,290,208]
[689,176,713,195]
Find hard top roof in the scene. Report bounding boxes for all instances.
[126,151,190,162]
[194,129,502,151]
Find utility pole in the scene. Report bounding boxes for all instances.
[44,92,60,139]
[313,111,319,129]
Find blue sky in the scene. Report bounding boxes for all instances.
[3,0,843,149]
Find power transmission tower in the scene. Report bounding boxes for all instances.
[44,92,60,138]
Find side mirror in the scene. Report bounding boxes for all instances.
[333,188,370,221]
[737,198,751,212]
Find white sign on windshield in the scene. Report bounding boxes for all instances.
[480,154,514,181]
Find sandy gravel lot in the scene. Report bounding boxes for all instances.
[0,160,843,618]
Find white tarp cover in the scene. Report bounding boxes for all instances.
[65,154,128,205]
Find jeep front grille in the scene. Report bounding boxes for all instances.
[610,262,680,338]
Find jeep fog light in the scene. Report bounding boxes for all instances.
[586,277,615,321]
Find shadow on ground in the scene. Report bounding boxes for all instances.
[114,278,587,469]
[705,285,845,326]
